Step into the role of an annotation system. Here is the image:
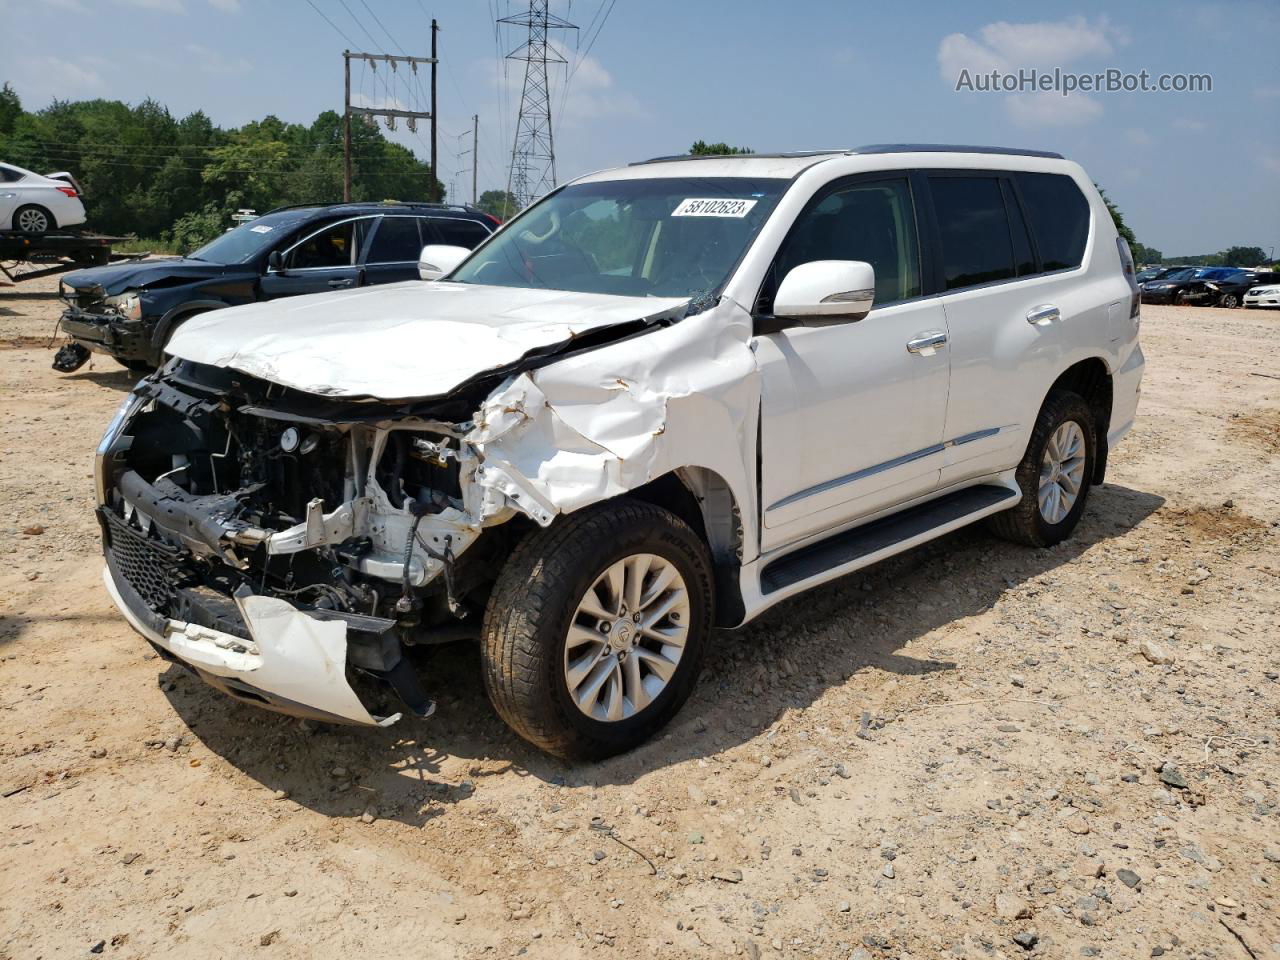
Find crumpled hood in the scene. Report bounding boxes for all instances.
[166,281,690,400]
[63,257,232,295]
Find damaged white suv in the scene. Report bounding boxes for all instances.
[97,145,1144,758]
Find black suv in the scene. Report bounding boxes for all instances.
[56,201,497,370]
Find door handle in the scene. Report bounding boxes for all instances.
[906,331,948,355]
[328,278,355,289]
[1026,303,1060,325]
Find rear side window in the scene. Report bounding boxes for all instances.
[929,176,1015,290]
[0,166,22,183]
[430,218,491,249]
[366,217,423,263]
[1015,172,1090,271]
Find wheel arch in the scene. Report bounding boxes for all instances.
[1042,356,1113,485]
[623,467,746,627]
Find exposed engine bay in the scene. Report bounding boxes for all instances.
[97,359,532,723]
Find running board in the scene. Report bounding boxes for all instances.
[760,484,1019,595]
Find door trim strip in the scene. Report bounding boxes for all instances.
[765,426,1003,513]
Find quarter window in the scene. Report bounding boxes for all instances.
[367,217,423,263]
[929,176,1016,290]
[431,218,491,249]
[0,165,23,183]
[770,178,922,309]
[1015,172,1090,271]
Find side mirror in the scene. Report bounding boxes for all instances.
[267,249,284,274]
[418,244,470,281]
[773,260,875,323]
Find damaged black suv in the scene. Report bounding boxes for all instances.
[56,201,496,371]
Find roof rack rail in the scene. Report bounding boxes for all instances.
[851,143,1065,159]
[629,150,846,166]
[260,200,477,216]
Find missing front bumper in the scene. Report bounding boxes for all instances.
[102,561,432,727]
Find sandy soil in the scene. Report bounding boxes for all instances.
[1,278,1278,960]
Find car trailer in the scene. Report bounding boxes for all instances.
[0,231,145,285]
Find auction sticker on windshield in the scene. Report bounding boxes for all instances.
[671,198,758,218]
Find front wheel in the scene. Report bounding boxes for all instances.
[987,391,1096,548]
[481,500,713,760]
[1218,293,1240,309]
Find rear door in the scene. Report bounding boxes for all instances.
[929,170,1101,488]
[260,216,373,298]
[362,215,426,285]
[0,165,24,226]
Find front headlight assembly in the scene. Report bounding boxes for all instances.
[103,291,143,321]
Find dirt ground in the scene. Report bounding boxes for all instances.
[1,275,1277,960]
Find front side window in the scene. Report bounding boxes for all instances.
[449,177,788,299]
[930,176,1016,290]
[366,216,423,264]
[285,219,368,270]
[766,177,922,310]
[1015,172,1090,272]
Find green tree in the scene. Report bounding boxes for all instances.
[689,140,753,156]
[1222,245,1267,267]
[1131,242,1162,265]
[1096,185,1136,247]
[477,189,519,220]
[0,83,21,137]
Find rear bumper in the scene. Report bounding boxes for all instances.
[60,308,154,363]
[1109,342,1144,448]
[104,560,400,727]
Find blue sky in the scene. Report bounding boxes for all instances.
[1,0,1277,255]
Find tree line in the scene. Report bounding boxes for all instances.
[0,82,458,247]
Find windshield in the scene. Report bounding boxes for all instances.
[449,176,788,299]
[187,210,313,265]
[1159,268,1196,282]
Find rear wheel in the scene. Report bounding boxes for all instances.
[13,204,53,234]
[481,500,713,760]
[987,391,1096,548]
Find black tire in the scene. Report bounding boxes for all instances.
[987,391,1096,548]
[1174,290,1192,306]
[114,357,153,372]
[481,499,714,760]
[13,204,54,234]
[1218,293,1239,309]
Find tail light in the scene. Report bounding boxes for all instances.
[56,186,79,198]
[1116,237,1140,320]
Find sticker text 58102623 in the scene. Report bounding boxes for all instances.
[671,198,758,218]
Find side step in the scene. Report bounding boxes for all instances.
[760,484,1018,594]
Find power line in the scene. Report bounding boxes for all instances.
[302,0,359,47]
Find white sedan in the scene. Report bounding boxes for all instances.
[0,162,87,234]
[1243,284,1280,309]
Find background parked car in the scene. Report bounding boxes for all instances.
[1244,278,1280,309]
[0,161,87,233]
[1208,269,1280,308]
[1140,266,1245,305]
[56,201,497,370]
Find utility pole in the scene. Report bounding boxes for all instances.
[342,50,437,203]
[430,19,438,202]
[343,52,352,202]
[472,114,478,204]
[499,1,576,212]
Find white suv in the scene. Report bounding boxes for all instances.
[96,145,1144,758]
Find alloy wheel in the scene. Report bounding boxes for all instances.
[563,553,689,722]
[1038,420,1087,525]
[16,208,49,233]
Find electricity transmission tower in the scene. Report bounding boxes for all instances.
[500,1,576,211]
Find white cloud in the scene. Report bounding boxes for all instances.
[1254,85,1280,100]
[938,16,1122,128]
[553,54,648,127]
[185,43,251,75]
[17,56,104,96]
[351,91,412,113]
[1260,152,1280,175]
[1172,117,1207,133]
[1125,128,1153,146]
[209,0,240,10]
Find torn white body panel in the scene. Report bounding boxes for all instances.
[102,566,394,726]
[467,299,762,562]
[165,280,689,400]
